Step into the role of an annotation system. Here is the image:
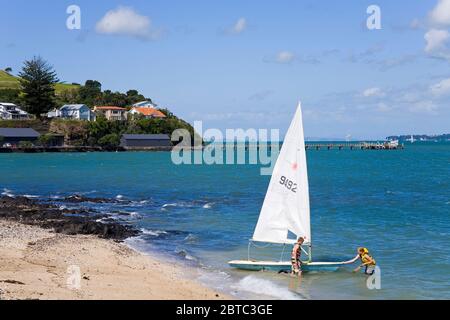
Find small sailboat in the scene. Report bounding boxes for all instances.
[229,102,352,272]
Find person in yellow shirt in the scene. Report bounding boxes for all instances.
[350,247,376,275]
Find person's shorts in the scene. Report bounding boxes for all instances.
[365,265,375,275]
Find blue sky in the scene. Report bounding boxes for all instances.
[1,0,450,139]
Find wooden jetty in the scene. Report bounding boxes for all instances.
[304,142,404,150]
[0,142,403,153]
[205,141,404,151]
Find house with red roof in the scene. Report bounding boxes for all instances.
[128,107,167,119]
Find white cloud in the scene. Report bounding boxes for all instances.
[424,29,450,61]
[275,51,296,64]
[362,87,385,98]
[95,7,161,40]
[425,29,450,52]
[430,78,450,96]
[223,18,247,35]
[429,0,450,26]
[232,18,247,34]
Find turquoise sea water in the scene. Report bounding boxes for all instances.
[0,142,449,299]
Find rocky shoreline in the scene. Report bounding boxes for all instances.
[0,196,139,240]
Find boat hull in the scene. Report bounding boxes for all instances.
[228,260,344,272]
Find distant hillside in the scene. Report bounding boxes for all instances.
[387,134,450,142]
[0,70,20,89]
[0,70,79,94]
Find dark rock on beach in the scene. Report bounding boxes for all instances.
[0,196,139,241]
[63,194,118,203]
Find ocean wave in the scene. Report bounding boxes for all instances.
[108,210,142,219]
[23,194,39,199]
[161,203,179,209]
[184,234,199,243]
[203,202,214,209]
[79,190,97,195]
[161,200,216,211]
[140,228,168,237]
[232,275,300,300]
[131,200,151,206]
[176,249,198,261]
[1,188,14,197]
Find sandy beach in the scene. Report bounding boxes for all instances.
[0,219,230,300]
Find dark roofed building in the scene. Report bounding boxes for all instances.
[0,128,40,146]
[120,134,172,148]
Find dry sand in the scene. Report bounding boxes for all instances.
[0,220,231,300]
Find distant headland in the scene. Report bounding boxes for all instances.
[386,134,450,142]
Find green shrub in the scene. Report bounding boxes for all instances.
[38,134,57,147]
[98,133,120,148]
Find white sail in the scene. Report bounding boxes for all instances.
[252,102,311,244]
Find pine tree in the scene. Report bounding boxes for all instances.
[19,56,59,117]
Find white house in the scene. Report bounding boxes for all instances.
[132,100,157,108]
[0,102,31,120]
[47,104,95,121]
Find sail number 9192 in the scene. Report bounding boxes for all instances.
[279,176,297,193]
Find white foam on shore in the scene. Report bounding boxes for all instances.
[162,203,178,208]
[23,194,39,198]
[184,234,198,243]
[203,202,214,209]
[162,201,215,210]
[140,228,168,237]
[232,275,300,300]
[176,249,198,261]
[2,188,15,197]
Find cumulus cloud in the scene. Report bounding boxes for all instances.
[424,29,450,60]
[222,18,247,35]
[430,78,450,96]
[429,0,450,26]
[274,51,296,64]
[362,87,385,98]
[425,29,450,52]
[232,18,247,34]
[95,6,161,40]
[424,1,450,61]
